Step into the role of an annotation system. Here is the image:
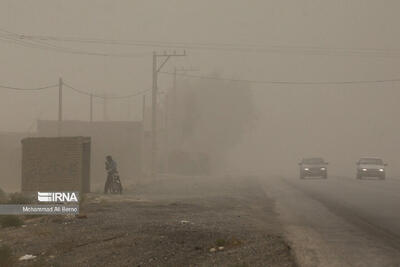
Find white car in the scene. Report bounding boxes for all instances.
[356,157,387,180]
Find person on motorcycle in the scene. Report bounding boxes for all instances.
[104,155,118,194]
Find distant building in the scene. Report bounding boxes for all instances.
[21,137,91,193]
[37,120,142,188]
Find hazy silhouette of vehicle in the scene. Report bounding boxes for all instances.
[356,157,387,180]
[298,157,328,179]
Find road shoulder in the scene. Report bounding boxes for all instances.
[262,176,400,267]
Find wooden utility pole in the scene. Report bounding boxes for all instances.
[103,95,108,121]
[142,95,146,122]
[90,94,93,122]
[151,51,186,178]
[173,67,177,109]
[57,77,63,136]
[164,94,169,173]
[151,53,157,178]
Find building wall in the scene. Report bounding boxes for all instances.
[37,120,142,189]
[21,137,90,192]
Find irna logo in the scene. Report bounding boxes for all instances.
[38,192,79,203]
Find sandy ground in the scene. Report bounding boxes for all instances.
[0,175,296,267]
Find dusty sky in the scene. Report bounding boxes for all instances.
[1,0,400,176]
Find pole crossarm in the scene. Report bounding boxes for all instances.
[157,55,171,73]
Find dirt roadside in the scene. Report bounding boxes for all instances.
[1,175,296,267]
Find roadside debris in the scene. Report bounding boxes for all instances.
[76,213,88,219]
[209,246,224,253]
[209,248,217,253]
[19,254,36,261]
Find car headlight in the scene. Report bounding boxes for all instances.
[379,168,384,172]
[320,168,326,170]
[362,168,367,171]
[304,168,309,171]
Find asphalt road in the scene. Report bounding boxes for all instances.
[262,175,400,267]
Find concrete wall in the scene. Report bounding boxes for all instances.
[21,137,90,192]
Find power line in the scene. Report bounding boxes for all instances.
[0,36,148,58]
[0,28,83,53]
[160,71,400,85]
[9,32,400,58]
[0,29,149,58]
[0,83,58,91]
[62,81,99,97]
[63,80,150,99]
[105,89,151,99]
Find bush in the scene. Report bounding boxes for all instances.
[0,188,6,203]
[0,244,15,266]
[79,193,86,210]
[0,215,23,228]
[215,239,226,247]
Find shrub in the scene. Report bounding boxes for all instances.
[215,239,226,247]
[0,215,23,228]
[79,193,86,210]
[0,188,6,204]
[0,244,15,266]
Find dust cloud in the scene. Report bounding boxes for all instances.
[1,2,400,266]
[0,1,399,184]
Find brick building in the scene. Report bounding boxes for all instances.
[21,137,91,193]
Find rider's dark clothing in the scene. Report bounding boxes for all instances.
[104,159,118,193]
[105,159,117,175]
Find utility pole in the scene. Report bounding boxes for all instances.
[103,95,108,121]
[90,94,93,122]
[151,51,186,178]
[141,94,146,180]
[57,77,63,136]
[142,95,146,122]
[173,67,177,108]
[127,98,131,121]
[164,94,169,173]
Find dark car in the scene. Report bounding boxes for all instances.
[299,157,328,179]
[356,157,387,180]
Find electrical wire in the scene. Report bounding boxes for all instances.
[62,82,99,97]
[160,71,400,85]
[0,83,58,91]
[0,29,149,58]
[10,33,400,58]
[63,80,150,99]
[105,89,151,99]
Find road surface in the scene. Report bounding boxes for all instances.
[262,175,400,266]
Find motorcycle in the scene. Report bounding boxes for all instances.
[110,172,123,194]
